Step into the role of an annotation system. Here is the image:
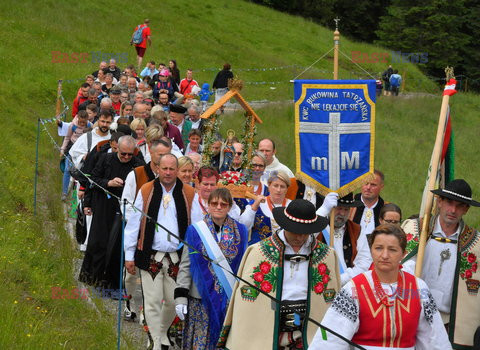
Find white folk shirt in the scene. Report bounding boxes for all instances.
[278,231,312,301]
[359,196,378,236]
[190,193,241,224]
[124,183,180,261]
[68,127,111,167]
[303,184,318,208]
[190,119,201,130]
[420,217,460,314]
[323,225,372,286]
[309,270,452,350]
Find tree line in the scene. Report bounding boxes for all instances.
[249,0,480,91]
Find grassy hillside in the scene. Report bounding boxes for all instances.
[0,0,477,348]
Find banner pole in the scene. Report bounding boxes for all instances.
[329,209,335,247]
[330,18,340,242]
[33,118,41,216]
[333,18,340,80]
[415,68,455,277]
[55,79,63,118]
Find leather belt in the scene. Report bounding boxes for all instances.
[279,300,307,332]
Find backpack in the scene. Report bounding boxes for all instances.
[132,25,145,44]
[390,75,400,87]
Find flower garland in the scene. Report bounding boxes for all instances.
[240,112,257,172]
[201,116,222,166]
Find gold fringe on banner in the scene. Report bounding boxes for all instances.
[295,171,376,198]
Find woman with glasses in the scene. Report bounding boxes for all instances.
[175,188,248,350]
[310,224,451,350]
[379,203,402,226]
[248,151,269,196]
[239,170,291,245]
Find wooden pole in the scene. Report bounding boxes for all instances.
[55,80,63,120]
[333,29,340,80]
[401,70,407,93]
[415,67,455,277]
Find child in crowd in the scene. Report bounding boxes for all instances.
[60,110,92,200]
[198,83,213,112]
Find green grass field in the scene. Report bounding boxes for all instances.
[0,0,478,348]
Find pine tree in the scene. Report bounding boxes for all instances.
[376,0,470,82]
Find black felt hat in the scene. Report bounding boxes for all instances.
[431,179,480,207]
[169,104,187,114]
[272,199,329,234]
[337,192,362,208]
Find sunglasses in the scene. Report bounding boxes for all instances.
[209,200,229,209]
[235,152,243,156]
[251,163,265,168]
[120,152,134,157]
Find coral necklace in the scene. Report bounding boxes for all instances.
[371,269,403,307]
[267,196,286,212]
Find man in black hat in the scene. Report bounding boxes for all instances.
[402,179,480,349]
[169,104,191,150]
[317,193,372,286]
[219,199,340,349]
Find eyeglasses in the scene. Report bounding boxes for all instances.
[383,219,400,224]
[120,152,134,157]
[209,200,229,209]
[251,163,265,169]
[235,152,243,156]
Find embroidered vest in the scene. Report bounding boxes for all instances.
[249,206,272,245]
[352,271,421,348]
[133,163,155,195]
[317,220,361,267]
[134,178,195,269]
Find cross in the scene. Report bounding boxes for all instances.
[299,112,370,189]
[334,17,340,31]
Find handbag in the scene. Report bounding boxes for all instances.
[75,200,87,244]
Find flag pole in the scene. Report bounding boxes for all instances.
[415,67,456,277]
[330,18,340,246]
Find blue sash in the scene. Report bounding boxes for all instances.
[187,215,247,347]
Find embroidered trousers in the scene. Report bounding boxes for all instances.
[140,254,177,346]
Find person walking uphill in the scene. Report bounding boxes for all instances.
[131,19,151,71]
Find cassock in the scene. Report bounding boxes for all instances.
[79,152,142,290]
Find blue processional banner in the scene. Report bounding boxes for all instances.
[294,80,376,196]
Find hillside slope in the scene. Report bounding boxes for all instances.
[0,0,477,348]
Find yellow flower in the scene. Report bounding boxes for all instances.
[14,300,18,304]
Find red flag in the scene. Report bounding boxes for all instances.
[443,79,457,96]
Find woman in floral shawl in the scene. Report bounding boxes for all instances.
[174,188,248,349]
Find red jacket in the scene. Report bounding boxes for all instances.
[72,96,88,118]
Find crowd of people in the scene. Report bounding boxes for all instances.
[57,56,480,350]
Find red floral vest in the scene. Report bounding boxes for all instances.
[352,271,421,348]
